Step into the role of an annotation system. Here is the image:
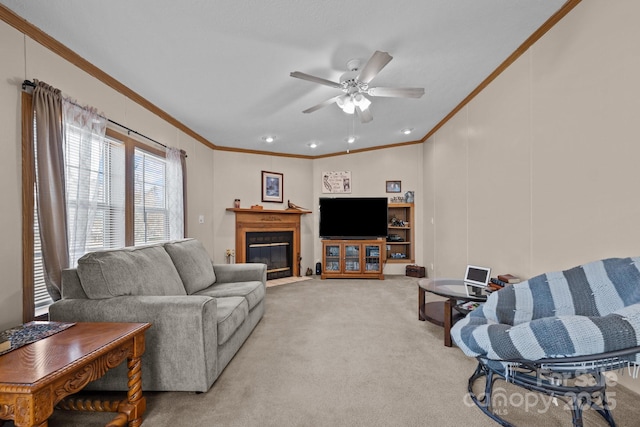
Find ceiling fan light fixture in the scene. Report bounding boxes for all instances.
[353,93,371,111]
[338,96,355,114]
[291,50,425,123]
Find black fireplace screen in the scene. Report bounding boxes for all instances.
[246,231,293,280]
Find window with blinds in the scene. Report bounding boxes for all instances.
[65,127,126,258]
[32,126,127,315]
[134,148,170,245]
[31,127,169,315]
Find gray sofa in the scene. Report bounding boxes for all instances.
[49,238,266,392]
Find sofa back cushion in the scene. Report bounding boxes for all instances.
[77,245,187,299]
[164,239,216,294]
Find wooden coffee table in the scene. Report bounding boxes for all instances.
[0,322,151,427]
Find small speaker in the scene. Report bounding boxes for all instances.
[315,262,322,275]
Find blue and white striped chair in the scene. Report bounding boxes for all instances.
[451,257,640,427]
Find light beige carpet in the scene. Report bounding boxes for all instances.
[36,276,640,426]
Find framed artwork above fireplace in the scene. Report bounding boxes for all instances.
[262,170,283,203]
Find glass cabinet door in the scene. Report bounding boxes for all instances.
[364,244,381,272]
[324,244,341,272]
[344,244,360,272]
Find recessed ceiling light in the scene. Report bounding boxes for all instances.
[308,142,318,149]
[345,136,356,144]
[401,128,413,135]
[262,136,275,143]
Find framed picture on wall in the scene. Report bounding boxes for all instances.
[386,180,401,193]
[321,171,352,194]
[262,171,283,203]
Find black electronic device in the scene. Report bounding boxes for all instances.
[319,197,388,239]
[315,262,322,275]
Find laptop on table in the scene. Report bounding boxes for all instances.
[464,265,491,297]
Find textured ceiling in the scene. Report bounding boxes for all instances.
[1,0,568,156]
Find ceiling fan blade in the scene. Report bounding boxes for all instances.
[367,87,425,98]
[357,51,393,84]
[302,95,343,114]
[356,106,373,123]
[290,71,343,89]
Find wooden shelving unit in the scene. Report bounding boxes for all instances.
[386,203,414,263]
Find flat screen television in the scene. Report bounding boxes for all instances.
[319,197,388,239]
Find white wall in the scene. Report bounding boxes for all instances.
[210,145,425,276]
[211,151,315,270]
[424,0,640,278]
[0,20,26,330]
[313,144,424,275]
[423,0,640,392]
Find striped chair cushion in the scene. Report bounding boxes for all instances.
[451,257,640,362]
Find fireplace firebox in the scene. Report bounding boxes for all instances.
[246,231,293,280]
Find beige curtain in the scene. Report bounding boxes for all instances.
[32,80,68,301]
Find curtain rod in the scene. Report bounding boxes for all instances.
[22,79,180,154]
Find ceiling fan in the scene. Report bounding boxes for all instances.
[290,50,425,124]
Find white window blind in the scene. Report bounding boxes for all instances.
[33,194,50,313]
[64,126,126,264]
[32,121,51,314]
[134,148,170,245]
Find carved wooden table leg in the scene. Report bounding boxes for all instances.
[119,332,146,427]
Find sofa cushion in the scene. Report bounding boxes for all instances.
[216,297,248,345]
[195,281,265,311]
[164,239,216,294]
[77,245,187,299]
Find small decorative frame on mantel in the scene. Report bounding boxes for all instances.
[262,170,283,203]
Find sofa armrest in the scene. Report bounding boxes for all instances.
[61,268,89,299]
[49,295,218,392]
[213,263,266,285]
